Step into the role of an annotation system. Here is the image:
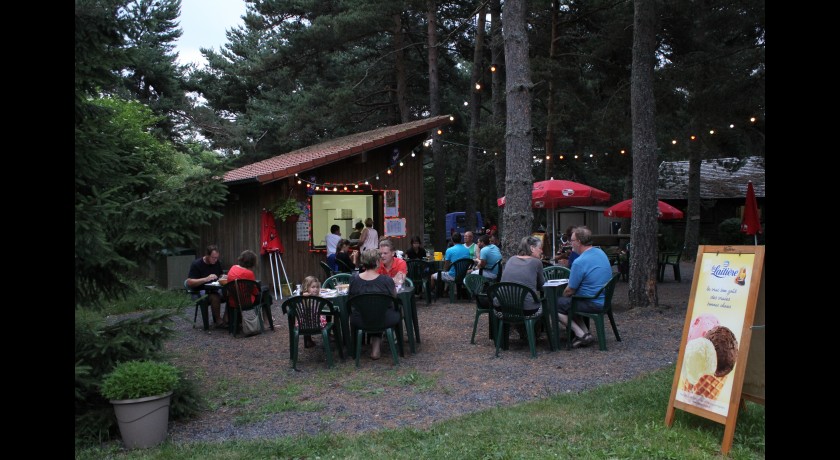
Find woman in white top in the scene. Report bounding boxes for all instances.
[359,217,379,252]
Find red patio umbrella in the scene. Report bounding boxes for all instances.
[496,179,611,255]
[740,181,761,245]
[603,199,684,220]
[496,179,611,208]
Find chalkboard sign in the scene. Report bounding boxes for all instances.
[664,245,765,455]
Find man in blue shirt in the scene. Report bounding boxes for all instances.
[556,226,613,348]
[431,232,470,297]
[471,234,502,279]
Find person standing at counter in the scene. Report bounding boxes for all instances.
[325,224,342,272]
[359,217,379,252]
[186,244,225,328]
[349,221,364,241]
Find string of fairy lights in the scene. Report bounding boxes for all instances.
[288,106,761,192]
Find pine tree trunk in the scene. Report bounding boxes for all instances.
[490,0,506,241]
[465,5,486,233]
[428,1,446,251]
[628,0,659,309]
[501,0,534,257]
[392,13,409,123]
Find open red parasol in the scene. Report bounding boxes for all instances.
[261,210,284,254]
[496,179,611,208]
[740,181,761,244]
[603,199,684,220]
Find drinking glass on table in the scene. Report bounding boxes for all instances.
[393,272,405,291]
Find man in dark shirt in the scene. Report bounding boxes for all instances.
[187,245,225,327]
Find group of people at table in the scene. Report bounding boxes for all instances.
[185,224,612,359]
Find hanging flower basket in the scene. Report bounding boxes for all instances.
[272,198,303,223]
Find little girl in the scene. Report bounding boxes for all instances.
[299,276,328,348]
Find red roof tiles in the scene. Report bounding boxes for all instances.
[224,115,454,184]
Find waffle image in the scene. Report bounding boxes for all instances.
[681,373,728,400]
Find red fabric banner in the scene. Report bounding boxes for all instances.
[261,210,284,254]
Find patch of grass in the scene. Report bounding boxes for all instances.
[394,370,438,392]
[75,365,765,459]
[233,382,326,426]
[97,281,192,317]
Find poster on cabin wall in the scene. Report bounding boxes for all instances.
[384,218,406,237]
[384,190,399,217]
[296,221,309,241]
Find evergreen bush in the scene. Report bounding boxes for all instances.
[101,360,179,400]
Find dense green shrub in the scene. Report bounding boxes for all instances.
[101,361,179,400]
[74,309,203,444]
[718,217,750,245]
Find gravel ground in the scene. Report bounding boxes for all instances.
[162,263,694,443]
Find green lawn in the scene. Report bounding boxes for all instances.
[76,365,764,459]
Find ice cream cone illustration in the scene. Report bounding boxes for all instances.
[681,325,739,401]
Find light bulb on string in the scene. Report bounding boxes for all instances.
[306,183,311,188]
[365,180,369,185]
[399,161,404,167]
[463,101,468,106]
[449,116,454,121]
[750,117,756,123]
[437,129,443,135]
[355,184,359,189]
[709,130,715,135]
[730,124,735,128]
[621,150,626,154]
[333,186,338,192]
[475,82,481,90]
[387,169,392,175]
[411,152,415,157]
[546,155,550,160]
[559,155,564,160]
[297,179,301,184]
[343,186,348,191]
[375,174,379,180]
[671,140,677,145]
[490,65,496,72]
[690,135,697,141]
[574,155,579,159]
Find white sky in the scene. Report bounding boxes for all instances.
[175,0,247,66]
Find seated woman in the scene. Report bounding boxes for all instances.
[335,239,357,272]
[348,249,399,360]
[226,250,260,327]
[500,236,545,317]
[405,235,427,259]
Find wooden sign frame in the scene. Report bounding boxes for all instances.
[664,245,765,455]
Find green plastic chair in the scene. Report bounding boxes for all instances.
[543,265,570,280]
[486,282,550,358]
[322,273,352,289]
[566,272,622,351]
[439,258,474,303]
[406,259,432,305]
[347,293,404,367]
[281,295,343,370]
[658,252,682,282]
[463,274,495,344]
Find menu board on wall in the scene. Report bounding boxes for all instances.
[664,245,765,455]
[384,218,406,237]
[296,221,310,241]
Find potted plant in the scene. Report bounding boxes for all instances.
[272,198,303,223]
[101,360,180,449]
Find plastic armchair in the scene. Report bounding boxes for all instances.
[543,265,570,281]
[658,251,682,282]
[406,259,431,305]
[486,282,550,358]
[463,274,495,344]
[319,261,336,280]
[186,279,210,330]
[439,258,474,303]
[335,258,355,273]
[478,259,503,280]
[566,272,622,351]
[346,293,404,367]
[281,296,343,369]
[322,273,352,289]
[228,279,264,337]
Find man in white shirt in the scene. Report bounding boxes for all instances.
[325,225,342,272]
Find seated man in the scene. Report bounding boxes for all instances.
[186,244,226,328]
[471,234,502,279]
[376,239,407,281]
[430,232,471,296]
[555,226,613,348]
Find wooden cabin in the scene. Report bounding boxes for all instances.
[196,115,454,293]
[655,156,765,244]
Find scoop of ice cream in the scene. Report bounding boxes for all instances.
[688,313,720,341]
[682,337,718,385]
[704,325,739,377]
